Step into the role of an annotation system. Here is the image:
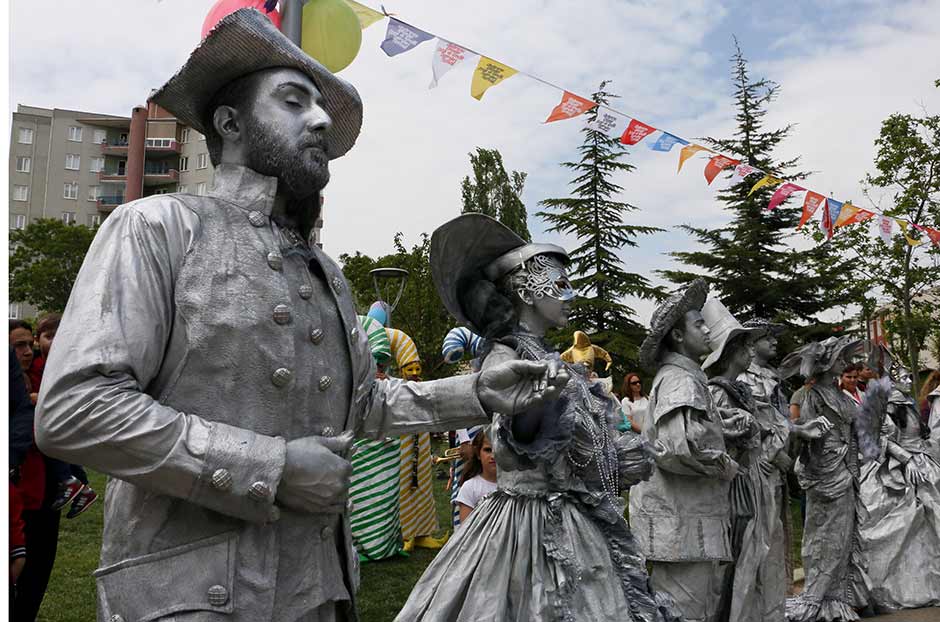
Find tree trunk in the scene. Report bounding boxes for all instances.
[902,245,921,398]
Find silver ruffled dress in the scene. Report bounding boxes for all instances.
[395,334,681,622]
[857,390,940,613]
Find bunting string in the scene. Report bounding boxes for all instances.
[343,0,940,247]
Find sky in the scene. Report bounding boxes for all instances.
[9,0,940,325]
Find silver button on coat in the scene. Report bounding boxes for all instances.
[266,252,283,271]
[310,328,324,344]
[298,284,313,299]
[273,304,291,325]
[271,367,293,387]
[247,211,266,227]
[207,584,229,606]
[248,481,271,501]
[210,468,233,491]
[318,376,333,391]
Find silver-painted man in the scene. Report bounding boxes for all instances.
[629,279,740,622]
[35,10,566,622]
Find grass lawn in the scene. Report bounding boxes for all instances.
[35,447,807,621]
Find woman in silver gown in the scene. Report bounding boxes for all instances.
[857,357,940,612]
[782,336,871,622]
[395,214,680,622]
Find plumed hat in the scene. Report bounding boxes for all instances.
[701,298,761,371]
[560,331,612,371]
[639,278,709,371]
[430,213,568,335]
[387,327,420,369]
[358,315,391,364]
[149,8,362,160]
[779,336,863,379]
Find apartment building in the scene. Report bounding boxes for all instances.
[8,103,215,319]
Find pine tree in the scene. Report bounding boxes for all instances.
[659,40,857,339]
[537,81,663,372]
[461,147,531,241]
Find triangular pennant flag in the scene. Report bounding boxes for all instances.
[429,39,476,89]
[545,91,596,123]
[747,174,783,197]
[346,0,385,29]
[877,215,894,243]
[620,119,657,145]
[822,198,844,239]
[925,227,940,246]
[380,19,434,57]
[704,154,741,185]
[677,144,712,174]
[586,109,628,137]
[648,132,689,152]
[834,203,874,228]
[798,191,826,228]
[470,57,517,101]
[767,182,805,211]
[897,220,924,246]
[733,164,760,180]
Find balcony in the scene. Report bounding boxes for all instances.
[97,170,127,183]
[146,137,181,156]
[99,140,129,157]
[97,194,125,211]
[144,164,179,186]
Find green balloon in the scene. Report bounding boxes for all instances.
[302,0,363,73]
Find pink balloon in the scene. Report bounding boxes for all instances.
[201,0,282,39]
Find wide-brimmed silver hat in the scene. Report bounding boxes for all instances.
[150,8,362,160]
[742,318,786,339]
[430,214,568,334]
[639,278,708,371]
[701,298,761,371]
[779,335,863,379]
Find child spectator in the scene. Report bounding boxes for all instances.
[455,431,497,525]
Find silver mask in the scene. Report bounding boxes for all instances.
[513,254,576,302]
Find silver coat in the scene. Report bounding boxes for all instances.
[35,164,489,622]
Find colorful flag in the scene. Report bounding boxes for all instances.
[587,109,628,137]
[648,132,689,152]
[798,191,825,228]
[834,203,874,228]
[704,155,740,185]
[620,119,656,145]
[767,182,805,211]
[677,144,711,174]
[897,220,924,246]
[470,57,517,101]
[877,215,894,243]
[545,91,596,123]
[747,174,783,197]
[346,0,385,29]
[821,198,844,239]
[380,19,434,57]
[429,40,475,89]
[733,163,759,180]
[925,227,940,246]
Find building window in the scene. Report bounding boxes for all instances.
[180,128,191,143]
[62,211,77,224]
[88,186,101,201]
[13,185,29,201]
[88,214,102,227]
[93,129,107,144]
[65,154,81,170]
[196,182,207,196]
[179,156,189,172]
[178,184,189,194]
[18,128,33,144]
[90,157,105,173]
[63,182,79,200]
[68,126,83,142]
[11,214,27,230]
[9,303,21,320]
[15,156,31,173]
[196,153,208,169]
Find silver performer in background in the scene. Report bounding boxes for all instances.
[630,279,739,622]
[34,11,565,622]
[856,348,940,613]
[781,337,870,622]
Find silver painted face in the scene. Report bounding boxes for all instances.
[515,254,575,303]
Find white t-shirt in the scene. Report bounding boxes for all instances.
[621,396,649,427]
[455,475,497,510]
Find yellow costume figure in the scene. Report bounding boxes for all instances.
[561,331,614,393]
[387,327,447,551]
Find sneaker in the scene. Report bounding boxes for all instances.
[50,477,85,512]
[66,487,99,519]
